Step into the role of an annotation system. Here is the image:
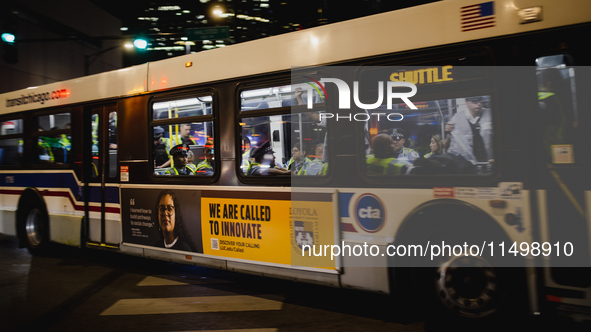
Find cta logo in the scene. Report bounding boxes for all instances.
[354,194,386,233]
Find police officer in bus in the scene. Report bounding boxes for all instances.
[246,141,290,176]
[163,144,197,175]
[153,127,169,169]
[388,128,419,162]
[195,140,214,176]
[366,134,406,175]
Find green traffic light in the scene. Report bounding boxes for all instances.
[133,39,147,49]
[2,33,16,44]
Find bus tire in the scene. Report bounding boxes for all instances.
[411,226,522,322]
[392,201,526,322]
[17,193,50,255]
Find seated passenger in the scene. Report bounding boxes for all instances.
[424,134,443,158]
[196,140,214,176]
[301,143,325,175]
[187,150,195,166]
[240,136,252,174]
[38,137,54,163]
[162,144,196,175]
[247,141,290,176]
[387,128,419,162]
[366,134,406,176]
[318,162,328,176]
[287,141,311,175]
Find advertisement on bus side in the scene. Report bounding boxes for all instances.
[121,188,204,253]
[120,188,336,268]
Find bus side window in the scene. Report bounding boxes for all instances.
[239,84,326,177]
[0,119,23,167]
[108,112,117,178]
[91,114,99,176]
[151,96,214,177]
[36,113,72,165]
[536,55,578,163]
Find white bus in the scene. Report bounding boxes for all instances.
[1,0,591,321]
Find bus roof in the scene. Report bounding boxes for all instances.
[1,0,590,114]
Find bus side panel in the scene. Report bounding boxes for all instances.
[0,210,17,236]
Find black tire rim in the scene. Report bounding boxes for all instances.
[435,254,499,318]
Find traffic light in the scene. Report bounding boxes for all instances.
[133,38,148,50]
[2,10,18,64]
[1,33,15,43]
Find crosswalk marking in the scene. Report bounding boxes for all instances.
[136,276,190,286]
[175,329,278,332]
[136,275,233,286]
[100,295,283,315]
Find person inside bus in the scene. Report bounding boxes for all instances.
[366,134,407,175]
[195,140,215,176]
[162,144,197,175]
[37,137,54,163]
[153,127,170,169]
[187,150,195,166]
[168,123,197,146]
[48,126,68,164]
[444,96,493,167]
[387,128,419,162]
[240,136,252,174]
[301,143,325,175]
[537,68,575,157]
[247,140,290,176]
[154,189,197,252]
[424,134,443,158]
[287,141,312,175]
[108,112,117,150]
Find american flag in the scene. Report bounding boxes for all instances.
[461,2,495,32]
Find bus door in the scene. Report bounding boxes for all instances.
[84,103,119,248]
[532,55,591,302]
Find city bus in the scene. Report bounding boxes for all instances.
[1,0,591,321]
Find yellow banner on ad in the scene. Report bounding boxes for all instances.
[201,197,335,269]
[202,198,292,264]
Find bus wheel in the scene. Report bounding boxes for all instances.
[19,199,49,255]
[433,254,505,318]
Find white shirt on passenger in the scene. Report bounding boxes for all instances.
[447,102,493,164]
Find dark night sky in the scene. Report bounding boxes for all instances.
[87,0,438,65]
[90,0,439,30]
